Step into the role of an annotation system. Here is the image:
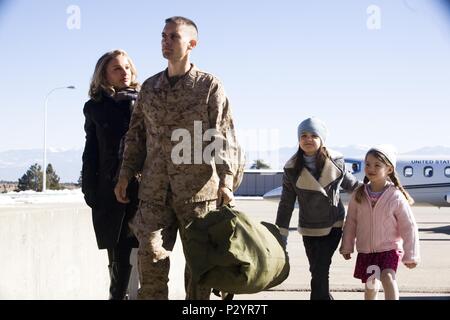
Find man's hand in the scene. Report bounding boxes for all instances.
[217,187,234,207]
[114,177,130,203]
[342,253,351,260]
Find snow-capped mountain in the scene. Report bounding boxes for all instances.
[1,146,450,182]
[244,145,450,169]
[0,148,83,183]
[401,146,450,156]
[244,144,371,169]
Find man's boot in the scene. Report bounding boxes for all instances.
[108,263,132,300]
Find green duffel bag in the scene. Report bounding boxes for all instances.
[184,205,290,294]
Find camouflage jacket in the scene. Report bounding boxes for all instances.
[119,64,241,204]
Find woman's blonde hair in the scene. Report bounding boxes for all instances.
[354,149,414,205]
[88,49,140,101]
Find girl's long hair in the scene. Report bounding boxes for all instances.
[354,150,414,205]
[88,49,140,101]
[294,144,330,177]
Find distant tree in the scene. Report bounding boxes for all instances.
[46,163,61,190]
[17,163,61,191]
[250,159,271,169]
[77,170,82,186]
[18,163,42,191]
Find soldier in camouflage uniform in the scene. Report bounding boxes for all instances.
[114,16,241,300]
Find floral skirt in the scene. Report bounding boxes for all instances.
[354,249,402,283]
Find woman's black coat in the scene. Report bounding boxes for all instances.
[81,91,139,249]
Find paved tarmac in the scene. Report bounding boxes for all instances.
[169,199,450,300]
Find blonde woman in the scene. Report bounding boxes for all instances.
[82,49,140,299]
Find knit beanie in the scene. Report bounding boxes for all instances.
[297,117,328,143]
[368,144,398,167]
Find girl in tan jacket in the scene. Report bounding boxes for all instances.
[340,145,420,300]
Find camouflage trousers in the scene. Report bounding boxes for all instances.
[130,193,215,300]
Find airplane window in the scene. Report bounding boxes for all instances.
[344,161,361,174]
[445,167,450,178]
[424,166,433,178]
[351,163,360,173]
[403,166,413,177]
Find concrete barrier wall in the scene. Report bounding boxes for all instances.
[0,202,185,300]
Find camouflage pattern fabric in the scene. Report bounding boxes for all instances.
[119,64,242,205]
[131,193,216,300]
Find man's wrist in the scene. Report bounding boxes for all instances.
[118,170,131,184]
[219,174,234,191]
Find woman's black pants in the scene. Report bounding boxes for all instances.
[107,240,134,300]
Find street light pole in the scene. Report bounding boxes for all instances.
[43,86,76,192]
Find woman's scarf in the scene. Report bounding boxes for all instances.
[113,87,139,110]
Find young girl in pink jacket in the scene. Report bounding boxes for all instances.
[340,145,420,300]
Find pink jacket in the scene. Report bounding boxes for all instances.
[340,183,420,264]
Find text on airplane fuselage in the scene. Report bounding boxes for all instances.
[410,160,450,164]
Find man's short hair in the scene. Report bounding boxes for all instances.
[165,16,198,37]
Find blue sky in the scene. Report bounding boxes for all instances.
[1,0,450,154]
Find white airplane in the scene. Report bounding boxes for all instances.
[263,155,450,207]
